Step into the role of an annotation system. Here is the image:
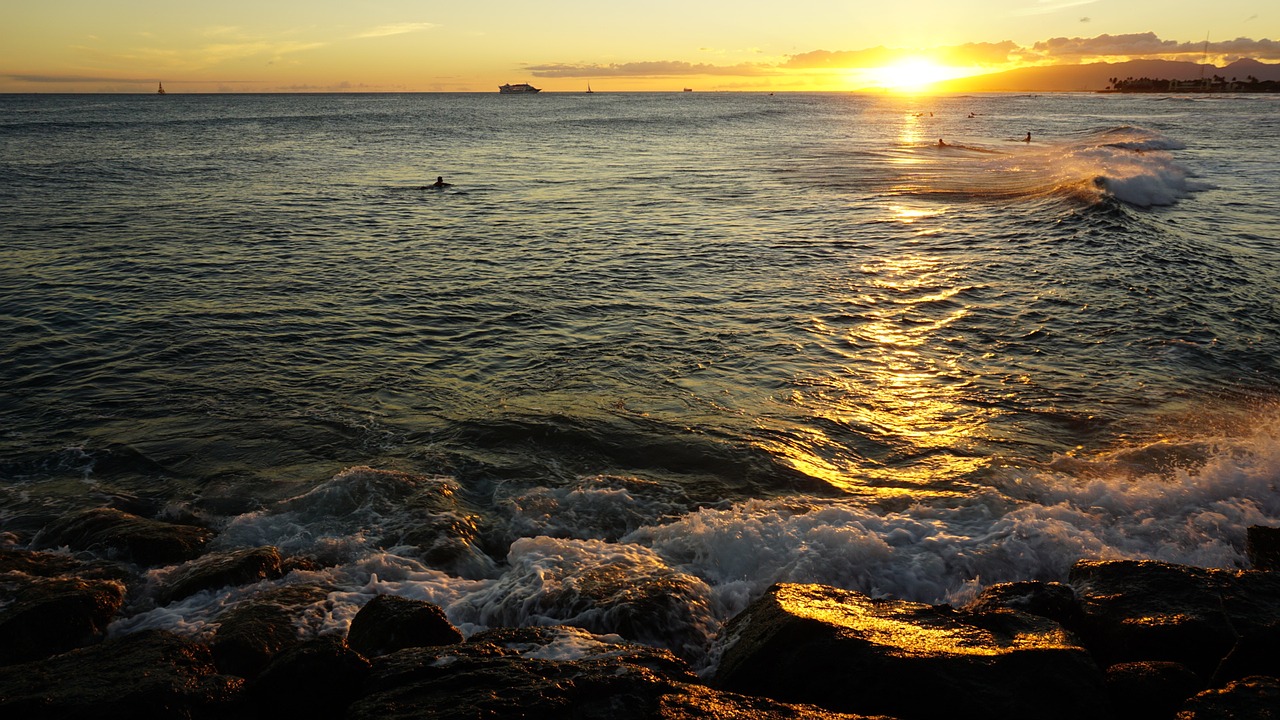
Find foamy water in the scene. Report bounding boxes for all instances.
[2,91,1278,671]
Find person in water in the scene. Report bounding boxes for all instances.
[431,176,449,187]
[1024,132,1031,143]
[937,138,948,147]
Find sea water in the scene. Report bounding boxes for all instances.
[2,91,1279,669]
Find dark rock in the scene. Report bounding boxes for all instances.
[275,467,489,574]
[965,580,1083,628]
[0,547,84,576]
[1070,560,1280,681]
[467,625,699,684]
[476,539,716,662]
[349,627,886,720]
[346,594,462,657]
[1246,526,1280,570]
[0,629,242,719]
[156,546,284,605]
[714,582,1108,720]
[0,575,125,665]
[32,507,214,566]
[210,583,332,678]
[1070,560,1237,677]
[244,634,370,720]
[1104,661,1201,720]
[1177,675,1280,719]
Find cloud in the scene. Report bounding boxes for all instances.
[355,22,438,39]
[1014,0,1099,16]
[783,42,1018,69]
[1026,33,1280,60]
[524,61,773,78]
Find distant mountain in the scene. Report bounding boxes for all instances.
[935,58,1280,93]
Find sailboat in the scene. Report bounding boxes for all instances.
[586,83,594,94]
[157,82,166,95]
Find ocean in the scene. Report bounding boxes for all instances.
[2,91,1279,669]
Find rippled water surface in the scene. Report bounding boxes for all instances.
[3,92,1279,664]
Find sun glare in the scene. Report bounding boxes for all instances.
[865,58,969,92]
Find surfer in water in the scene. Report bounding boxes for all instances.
[430,176,450,188]
[937,138,948,147]
[1024,132,1031,143]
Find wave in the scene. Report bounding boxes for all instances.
[894,126,1209,208]
[105,407,1280,671]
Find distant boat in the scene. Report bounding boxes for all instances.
[586,83,594,94]
[157,82,166,95]
[499,83,541,94]
[683,88,692,92]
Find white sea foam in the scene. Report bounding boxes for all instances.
[101,413,1280,673]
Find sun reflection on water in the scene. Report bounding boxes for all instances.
[762,253,1000,493]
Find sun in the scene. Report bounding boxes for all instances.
[864,58,970,92]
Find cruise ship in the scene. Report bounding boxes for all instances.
[498,83,541,94]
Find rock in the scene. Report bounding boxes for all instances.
[0,547,133,583]
[156,546,284,605]
[965,580,1083,628]
[472,536,716,662]
[346,594,462,657]
[1177,675,1280,719]
[714,582,1108,720]
[0,548,84,576]
[1070,560,1280,680]
[1070,560,1237,677]
[1246,526,1280,570]
[32,507,214,566]
[1213,570,1280,684]
[211,583,332,678]
[276,467,490,575]
[348,627,886,720]
[244,634,370,720]
[1104,661,1201,720]
[0,629,242,719]
[0,575,125,665]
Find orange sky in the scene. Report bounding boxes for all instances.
[1,1,1276,92]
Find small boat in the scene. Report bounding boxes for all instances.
[499,83,541,94]
[683,88,692,92]
[157,82,166,95]
[586,83,594,94]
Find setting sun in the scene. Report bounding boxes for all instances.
[864,58,974,92]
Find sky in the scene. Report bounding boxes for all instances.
[1,0,1276,92]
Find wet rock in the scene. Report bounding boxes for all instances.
[1104,661,1201,720]
[1213,570,1280,683]
[0,575,125,665]
[714,582,1108,720]
[276,466,490,575]
[211,583,332,678]
[346,594,462,657]
[1177,675,1280,719]
[1070,560,1280,680]
[348,627,886,720]
[32,507,214,566]
[1070,560,1236,677]
[472,536,716,662]
[1246,525,1280,570]
[156,546,285,605]
[965,580,1083,628]
[0,547,84,576]
[0,629,242,719]
[244,634,370,720]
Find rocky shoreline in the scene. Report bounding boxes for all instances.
[3,507,1280,719]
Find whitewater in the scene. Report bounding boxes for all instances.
[2,91,1278,671]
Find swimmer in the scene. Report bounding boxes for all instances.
[1024,132,1031,143]
[937,138,948,147]
[428,176,451,189]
